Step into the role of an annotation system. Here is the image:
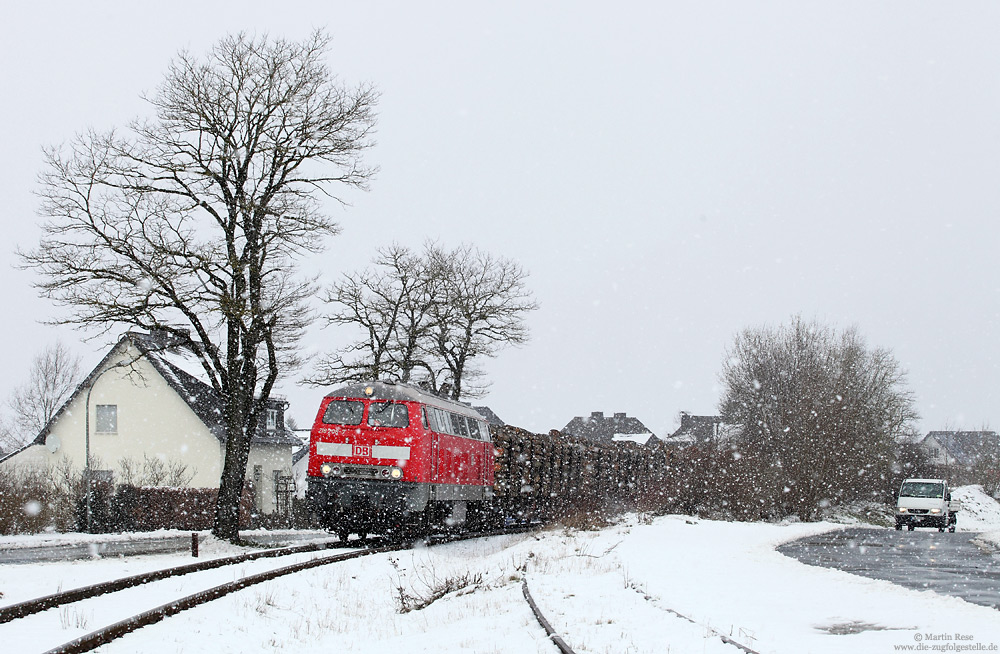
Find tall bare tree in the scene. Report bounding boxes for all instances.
[20,31,377,542]
[424,243,537,399]
[307,244,436,384]
[310,242,537,399]
[719,317,917,519]
[5,342,83,448]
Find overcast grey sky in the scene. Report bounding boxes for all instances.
[2,2,999,436]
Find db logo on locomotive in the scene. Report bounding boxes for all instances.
[353,444,371,458]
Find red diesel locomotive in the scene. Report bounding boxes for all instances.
[306,381,496,540]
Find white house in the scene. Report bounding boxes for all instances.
[920,431,1000,469]
[0,330,300,517]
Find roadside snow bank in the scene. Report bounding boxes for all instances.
[953,485,1000,530]
[954,484,1000,548]
[616,515,1000,654]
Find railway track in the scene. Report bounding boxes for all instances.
[522,578,577,654]
[1,537,348,624]
[2,527,533,654]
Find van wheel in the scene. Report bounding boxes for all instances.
[948,525,956,533]
[894,523,902,531]
[907,525,915,531]
[938,527,945,532]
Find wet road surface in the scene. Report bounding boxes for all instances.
[778,527,1000,610]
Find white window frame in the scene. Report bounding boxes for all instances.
[95,404,118,434]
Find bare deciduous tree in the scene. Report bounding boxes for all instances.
[310,242,537,399]
[20,31,377,542]
[719,316,918,520]
[307,244,436,384]
[424,243,537,399]
[3,342,82,450]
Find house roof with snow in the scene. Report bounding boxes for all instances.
[665,413,741,447]
[921,431,1000,467]
[612,432,655,446]
[473,406,505,426]
[29,330,299,450]
[562,411,658,445]
[292,443,310,467]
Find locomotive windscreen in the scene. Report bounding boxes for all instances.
[367,402,410,428]
[322,400,364,425]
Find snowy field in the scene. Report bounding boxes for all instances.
[1,488,999,654]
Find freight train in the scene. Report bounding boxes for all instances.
[306,381,662,540]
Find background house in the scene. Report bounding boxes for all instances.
[0,330,300,520]
[562,411,658,446]
[664,413,741,448]
[920,430,1000,487]
[473,406,505,427]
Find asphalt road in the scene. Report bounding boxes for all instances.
[778,527,1000,610]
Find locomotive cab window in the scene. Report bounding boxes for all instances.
[450,413,470,438]
[322,400,364,425]
[467,419,483,440]
[368,402,409,428]
[427,407,449,434]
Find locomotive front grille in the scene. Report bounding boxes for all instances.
[344,465,381,479]
[319,462,403,481]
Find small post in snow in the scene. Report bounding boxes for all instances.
[191,532,199,557]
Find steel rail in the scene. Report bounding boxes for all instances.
[624,587,762,654]
[521,578,577,654]
[43,545,393,654]
[36,526,534,654]
[0,537,345,623]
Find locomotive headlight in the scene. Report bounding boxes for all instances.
[321,463,332,476]
[390,466,403,480]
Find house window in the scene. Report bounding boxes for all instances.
[253,465,263,510]
[267,408,278,431]
[95,404,118,434]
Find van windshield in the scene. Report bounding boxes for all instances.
[899,482,944,498]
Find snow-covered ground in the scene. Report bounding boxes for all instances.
[2,488,999,653]
[953,484,1000,546]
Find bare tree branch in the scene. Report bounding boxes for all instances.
[310,241,537,400]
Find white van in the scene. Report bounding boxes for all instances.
[895,478,960,532]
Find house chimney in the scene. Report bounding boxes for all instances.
[591,411,604,419]
[614,412,626,419]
